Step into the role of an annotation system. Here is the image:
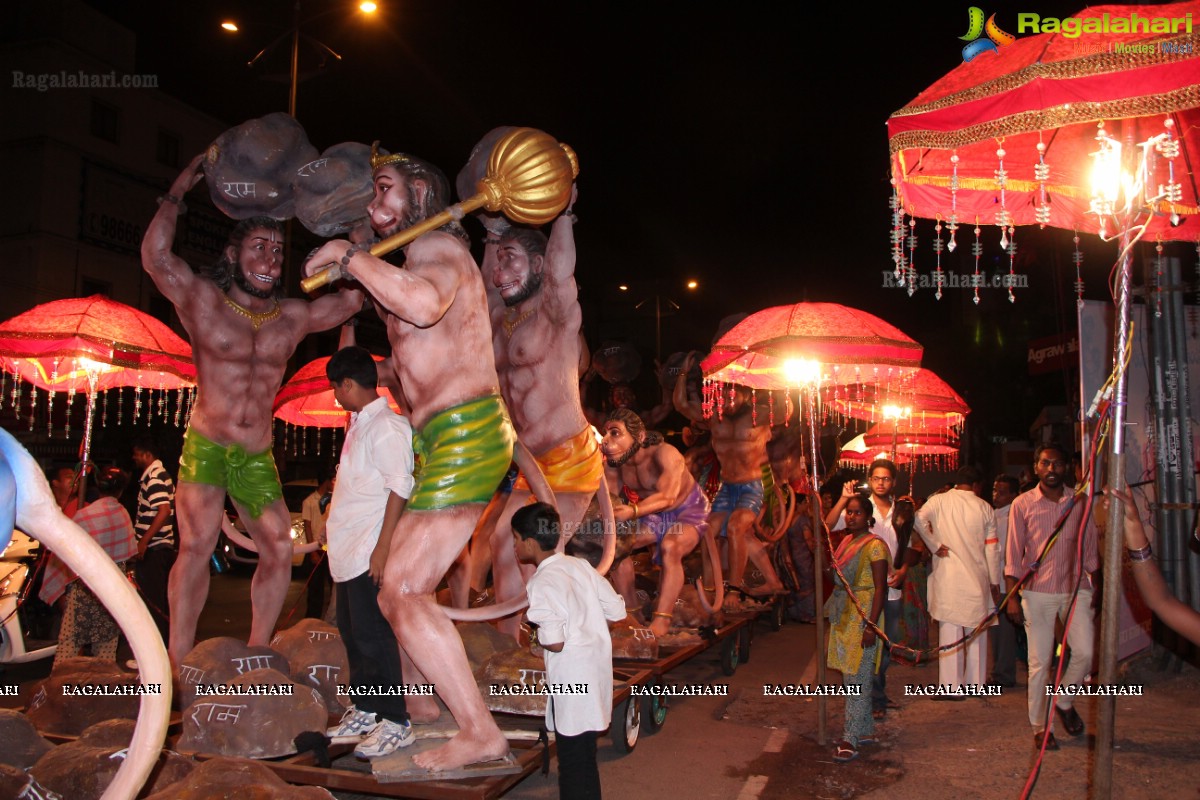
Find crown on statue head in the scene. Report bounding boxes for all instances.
[370,141,412,172]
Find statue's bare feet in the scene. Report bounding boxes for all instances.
[408,695,441,724]
[746,581,784,598]
[412,728,509,772]
[649,615,672,638]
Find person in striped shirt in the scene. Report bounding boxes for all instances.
[1004,443,1097,752]
[132,435,176,645]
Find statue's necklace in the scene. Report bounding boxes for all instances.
[224,295,281,331]
[502,307,535,338]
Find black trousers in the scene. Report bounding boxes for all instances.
[556,729,601,800]
[301,555,331,619]
[135,546,175,645]
[335,572,408,723]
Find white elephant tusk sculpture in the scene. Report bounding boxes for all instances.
[0,429,170,800]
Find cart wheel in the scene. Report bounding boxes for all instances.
[721,634,741,675]
[739,625,753,664]
[642,680,668,734]
[770,599,786,631]
[611,695,641,754]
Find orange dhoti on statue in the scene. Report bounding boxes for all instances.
[514,426,603,495]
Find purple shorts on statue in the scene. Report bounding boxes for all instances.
[640,483,711,565]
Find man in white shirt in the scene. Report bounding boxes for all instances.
[989,474,1020,687]
[322,346,416,759]
[513,502,626,799]
[913,466,1001,692]
[825,459,902,718]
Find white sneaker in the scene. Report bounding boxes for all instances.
[354,718,414,758]
[327,705,380,744]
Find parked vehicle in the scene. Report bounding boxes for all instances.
[218,480,317,571]
[1,529,57,664]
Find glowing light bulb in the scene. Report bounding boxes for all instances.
[784,358,821,386]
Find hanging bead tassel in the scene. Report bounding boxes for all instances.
[102,388,109,427]
[995,142,1012,244]
[1073,232,1085,309]
[933,216,945,300]
[28,384,37,431]
[185,388,196,428]
[947,151,960,253]
[65,386,74,438]
[769,391,775,427]
[906,214,918,296]
[889,180,906,279]
[47,359,59,438]
[1158,116,1182,226]
[1006,226,1017,303]
[134,383,143,425]
[1034,137,1051,228]
[751,388,757,426]
[971,221,983,306]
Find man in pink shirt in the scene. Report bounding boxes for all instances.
[1005,443,1097,751]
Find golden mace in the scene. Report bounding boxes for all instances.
[301,127,579,293]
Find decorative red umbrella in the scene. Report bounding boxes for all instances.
[863,424,960,472]
[701,302,923,393]
[0,295,195,464]
[823,369,970,433]
[888,1,1200,301]
[273,353,401,456]
[838,433,910,469]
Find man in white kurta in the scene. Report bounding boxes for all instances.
[514,502,625,799]
[913,466,1000,691]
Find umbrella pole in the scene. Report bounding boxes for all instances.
[805,387,827,744]
[1093,232,1133,800]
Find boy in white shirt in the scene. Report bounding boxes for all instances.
[513,503,625,799]
[322,346,415,758]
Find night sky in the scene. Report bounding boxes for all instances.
[51,1,1193,454]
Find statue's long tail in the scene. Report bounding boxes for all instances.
[220,515,320,553]
[439,439,551,621]
[0,430,169,800]
[696,518,725,615]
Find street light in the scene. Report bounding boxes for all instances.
[626,279,699,361]
[221,1,379,119]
